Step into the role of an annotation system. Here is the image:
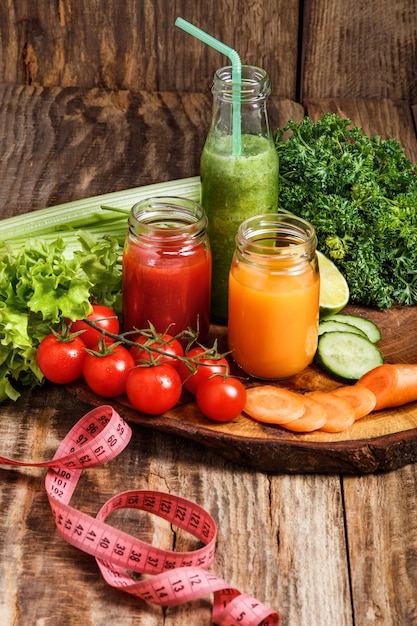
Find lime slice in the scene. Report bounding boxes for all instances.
[317,250,349,317]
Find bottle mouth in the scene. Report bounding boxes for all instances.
[129,197,208,245]
[212,65,271,101]
[237,213,317,263]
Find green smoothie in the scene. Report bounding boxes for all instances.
[200,133,278,323]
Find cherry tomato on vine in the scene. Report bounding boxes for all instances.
[178,346,229,395]
[130,333,184,370]
[37,332,87,384]
[196,376,247,422]
[83,344,134,397]
[125,364,182,415]
[69,304,119,348]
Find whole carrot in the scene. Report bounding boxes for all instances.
[356,363,417,410]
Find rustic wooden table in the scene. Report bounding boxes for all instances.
[1,85,417,625]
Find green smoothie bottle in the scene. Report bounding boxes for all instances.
[200,65,278,324]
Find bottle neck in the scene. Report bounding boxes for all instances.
[209,65,272,141]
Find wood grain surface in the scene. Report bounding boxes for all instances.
[301,0,417,102]
[0,0,300,98]
[1,1,416,104]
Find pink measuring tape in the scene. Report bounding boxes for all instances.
[0,405,279,625]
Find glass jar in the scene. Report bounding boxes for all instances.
[200,65,279,324]
[228,214,320,379]
[122,197,212,341]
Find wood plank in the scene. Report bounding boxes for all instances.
[301,0,417,102]
[0,84,303,217]
[344,465,417,625]
[0,84,210,215]
[0,1,300,98]
[270,474,353,625]
[305,97,417,164]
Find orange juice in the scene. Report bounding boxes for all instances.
[227,214,320,379]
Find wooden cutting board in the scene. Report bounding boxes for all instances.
[68,304,417,475]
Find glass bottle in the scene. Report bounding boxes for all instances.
[122,197,212,341]
[200,65,279,324]
[228,214,320,379]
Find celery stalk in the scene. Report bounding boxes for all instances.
[0,176,201,243]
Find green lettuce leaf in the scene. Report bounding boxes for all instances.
[0,234,122,402]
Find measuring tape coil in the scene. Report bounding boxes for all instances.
[1,405,279,626]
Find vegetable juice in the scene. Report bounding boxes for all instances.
[228,262,320,379]
[227,214,319,379]
[201,134,278,323]
[122,197,211,341]
[123,241,211,339]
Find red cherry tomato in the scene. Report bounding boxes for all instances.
[83,344,134,397]
[196,376,247,422]
[37,332,87,384]
[125,364,182,415]
[69,304,119,348]
[178,346,229,395]
[130,333,184,370]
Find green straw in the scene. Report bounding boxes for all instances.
[175,17,242,155]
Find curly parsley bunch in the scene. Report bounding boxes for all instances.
[275,113,417,309]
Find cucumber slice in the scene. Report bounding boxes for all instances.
[321,313,381,343]
[316,331,384,382]
[318,320,367,338]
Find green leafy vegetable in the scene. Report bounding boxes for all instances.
[275,113,417,309]
[0,177,201,403]
[0,233,122,402]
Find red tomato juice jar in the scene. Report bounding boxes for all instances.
[122,197,212,341]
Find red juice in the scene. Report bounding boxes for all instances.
[122,197,211,341]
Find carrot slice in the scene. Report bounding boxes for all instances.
[244,385,306,424]
[282,395,327,432]
[331,385,376,420]
[306,391,355,432]
[355,363,417,410]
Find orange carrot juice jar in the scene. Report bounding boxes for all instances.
[122,197,212,341]
[228,214,320,379]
